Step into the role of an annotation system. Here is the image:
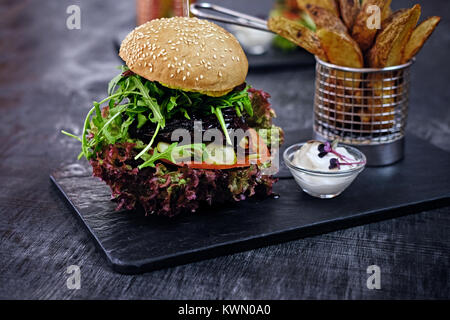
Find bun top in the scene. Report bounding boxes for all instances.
[119,17,248,96]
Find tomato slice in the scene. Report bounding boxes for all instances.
[161,129,271,170]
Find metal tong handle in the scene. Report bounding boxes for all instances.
[190,2,271,32]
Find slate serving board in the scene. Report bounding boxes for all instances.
[51,131,450,274]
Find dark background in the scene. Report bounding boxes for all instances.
[0,0,449,299]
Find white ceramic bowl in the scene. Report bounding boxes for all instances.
[283,142,366,199]
[228,25,274,55]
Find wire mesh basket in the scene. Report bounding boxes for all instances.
[313,57,414,166]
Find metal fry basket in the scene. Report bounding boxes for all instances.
[313,57,414,166]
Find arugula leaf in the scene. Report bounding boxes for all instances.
[81,106,96,160]
[211,107,232,145]
[137,113,148,129]
[61,130,82,142]
[139,143,206,169]
[108,73,124,96]
[132,77,164,125]
[135,122,161,160]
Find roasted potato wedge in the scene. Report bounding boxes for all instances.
[297,0,340,17]
[305,4,348,33]
[317,28,363,88]
[267,16,327,60]
[352,0,389,52]
[364,73,399,130]
[367,4,421,67]
[402,16,441,63]
[381,0,392,22]
[317,77,347,129]
[319,76,368,132]
[361,0,391,14]
[337,0,360,30]
[381,8,408,30]
[317,28,363,68]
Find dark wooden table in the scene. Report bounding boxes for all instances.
[0,0,449,299]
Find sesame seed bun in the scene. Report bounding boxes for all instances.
[119,17,249,97]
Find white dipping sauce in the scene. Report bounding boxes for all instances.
[293,141,356,172]
[288,141,362,198]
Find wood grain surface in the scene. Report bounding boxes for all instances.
[0,0,449,299]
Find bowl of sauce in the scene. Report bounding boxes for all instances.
[283,140,366,199]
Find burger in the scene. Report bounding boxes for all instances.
[64,17,283,217]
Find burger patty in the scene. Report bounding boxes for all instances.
[128,107,249,145]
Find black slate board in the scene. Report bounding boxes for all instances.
[51,131,450,274]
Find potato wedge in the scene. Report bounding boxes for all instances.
[317,28,363,68]
[361,0,392,20]
[402,16,441,63]
[352,0,388,52]
[267,16,327,60]
[367,4,421,67]
[337,0,360,30]
[381,0,392,22]
[381,8,407,30]
[364,73,398,130]
[305,4,347,33]
[296,0,339,17]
